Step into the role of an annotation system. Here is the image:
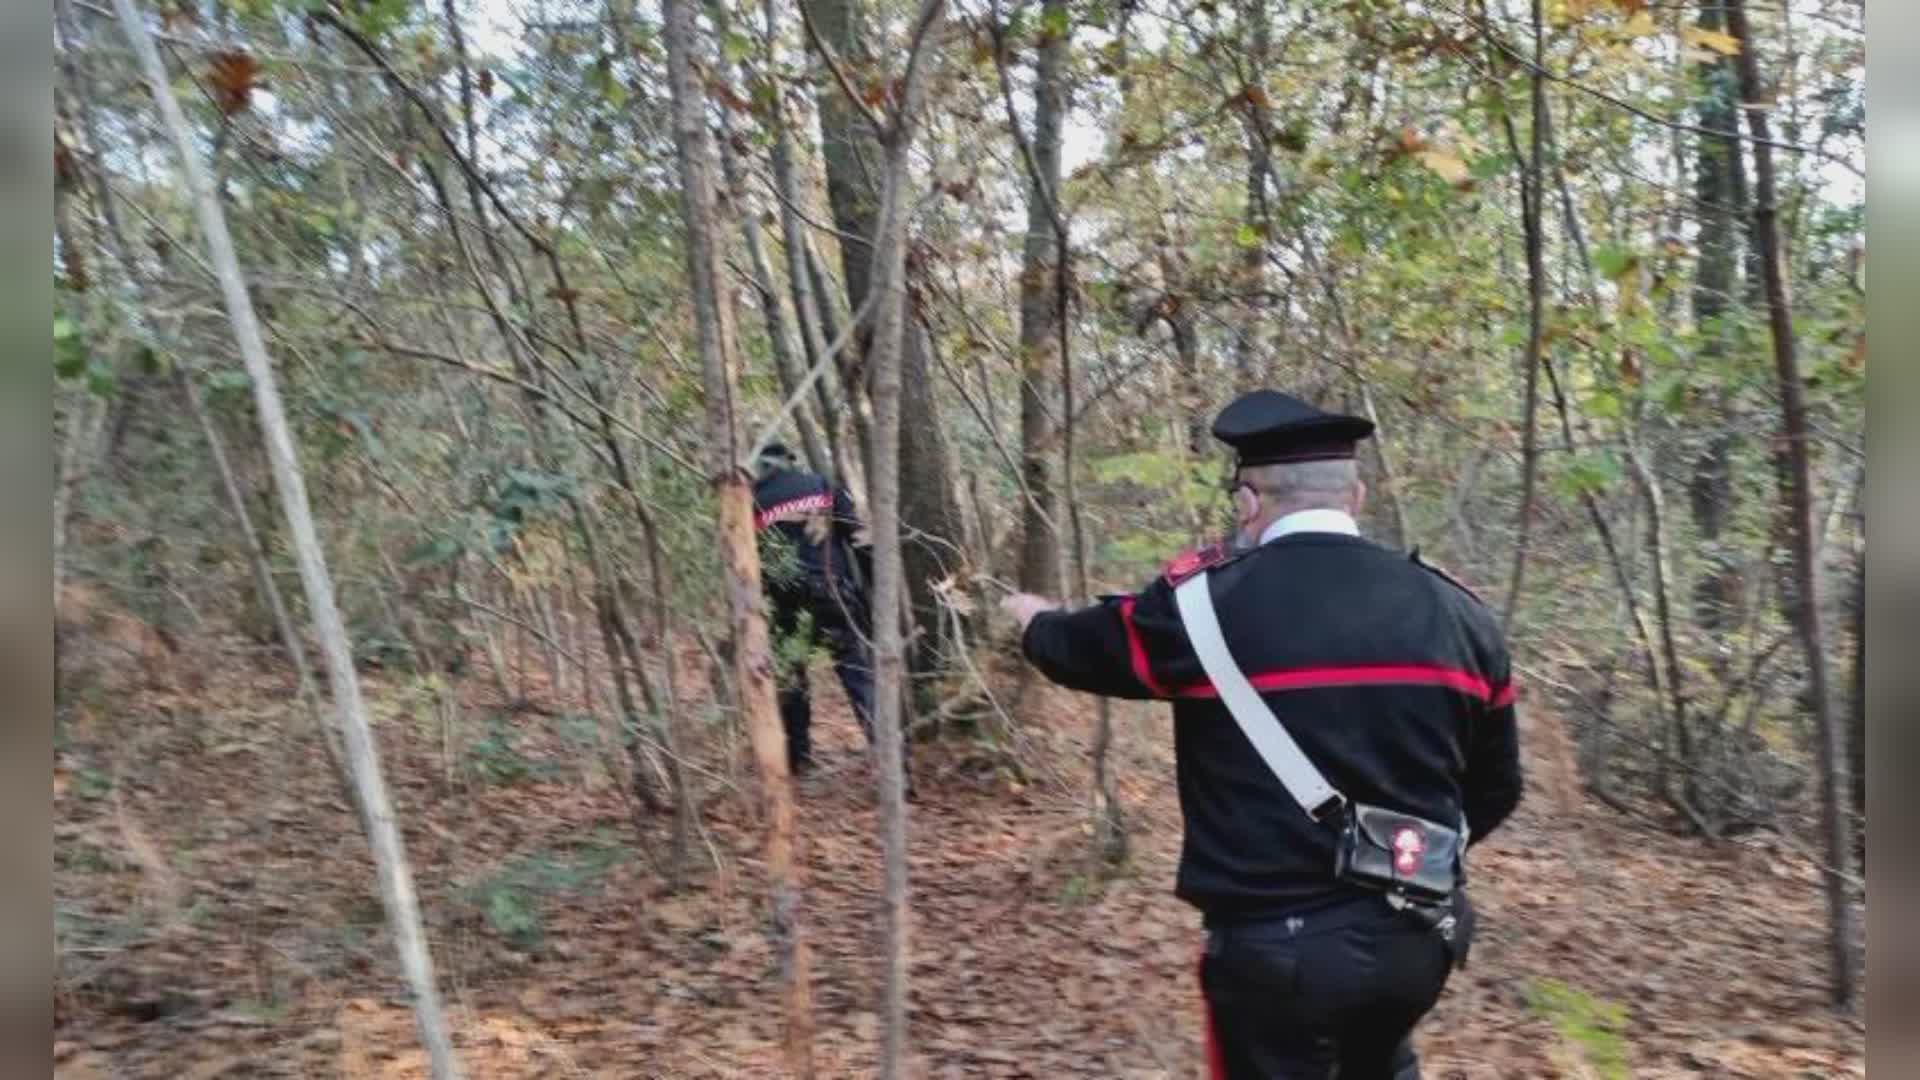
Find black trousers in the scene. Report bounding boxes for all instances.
[771,595,876,770]
[1200,897,1452,1079]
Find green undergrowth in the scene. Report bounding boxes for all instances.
[1526,977,1631,1080]
[460,832,630,950]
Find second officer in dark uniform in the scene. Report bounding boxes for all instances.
[751,443,877,775]
[1001,390,1523,1079]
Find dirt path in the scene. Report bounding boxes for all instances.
[55,671,1862,1078]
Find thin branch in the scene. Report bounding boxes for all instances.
[69,0,382,70]
[985,0,1066,236]
[891,0,951,142]
[351,337,703,477]
[750,161,874,250]
[797,0,888,139]
[313,8,554,253]
[432,591,737,792]
[744,288,878,464]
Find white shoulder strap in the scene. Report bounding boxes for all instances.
[1173,571,1347,822]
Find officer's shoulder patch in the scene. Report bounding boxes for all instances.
[1161,541,1233,586]
[1410,546,1486,603]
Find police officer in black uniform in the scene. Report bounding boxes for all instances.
[751,443,878,774]
[1001,391,1523,1079]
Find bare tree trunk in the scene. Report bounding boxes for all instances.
[1167,300,1206,458]
[804,0,880,321]
[52,7,111,608]
[1501,0,1546,631]
[1014,0,1068,597]
[1061,251,1124,867]
[659,0,815,1068]
[112,1,462,1072]
[53,394,103,605]
[719,113,832,477]
[865,158,915,1080]
[1356,381,1408,549]
[806,236,873,483]
[805,0,967,687]
[1231,0,1272,390]
[990,0,1122,858]
[1631,446,1701,822]
[898,321,971,678]
[513,585,529,701]
[1688,0,1745,645]
[798,0,881,491]
[856,0,946,1059]
[1847,546,1864,842]
[536,585,563,696]
[1726,0,1857,1009]
[756,0,852,489]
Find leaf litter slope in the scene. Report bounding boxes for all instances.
[54,652,1862,1077]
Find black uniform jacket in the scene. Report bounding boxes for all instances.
[752,467,870,619]
[1021,532,1523,924]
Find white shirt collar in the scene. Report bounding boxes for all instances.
[1259,508,1360,546]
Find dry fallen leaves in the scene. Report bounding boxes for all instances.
[53,639,1863,1078]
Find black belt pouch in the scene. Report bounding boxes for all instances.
[1332,803,1475,968]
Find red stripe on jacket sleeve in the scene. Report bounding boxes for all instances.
[1491,681,1517,709]
[1119,597,1169,698]
[1174,664,1501,704]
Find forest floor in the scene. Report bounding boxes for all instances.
[54,634,1864,1078]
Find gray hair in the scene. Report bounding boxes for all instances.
[1241,458,1361,515]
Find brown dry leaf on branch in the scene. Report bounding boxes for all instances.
[205,51,260,116]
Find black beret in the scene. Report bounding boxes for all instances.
[1211,390,1374,468]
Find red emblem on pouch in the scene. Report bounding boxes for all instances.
[1391,825,1426,875]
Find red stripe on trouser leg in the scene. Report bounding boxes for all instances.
[1200,952,1225,1079]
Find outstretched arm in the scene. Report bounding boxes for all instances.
[1002,589,1178,701]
